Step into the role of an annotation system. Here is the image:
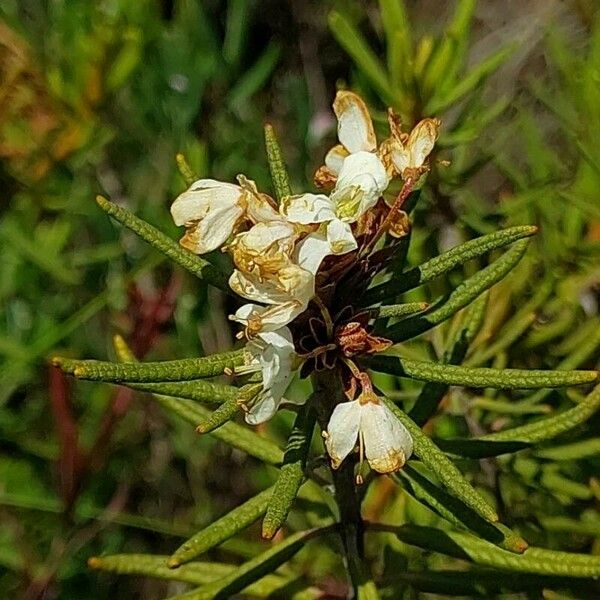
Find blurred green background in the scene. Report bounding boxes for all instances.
[1,1,599,598]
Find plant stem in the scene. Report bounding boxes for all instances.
[312,371,378,599]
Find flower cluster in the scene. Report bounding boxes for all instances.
[171,91,439,477]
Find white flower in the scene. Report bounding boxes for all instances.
[331,151,389,221]
[228,221,299,281]
[170,176,279,254]
[323,90,378,177]
[324,394,413,474]
[282,151,389,274]
[389,118,441,180]
[229,263,314,334]
[281,193,357,273]
[236,326,297,424]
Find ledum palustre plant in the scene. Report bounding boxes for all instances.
[53,91,600,599]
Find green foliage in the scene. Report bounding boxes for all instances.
[2,2,600,599]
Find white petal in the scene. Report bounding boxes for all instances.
[336,151,389,195]
[243,326,295,425]
[331,152,389,222]
[257,326,294,349]
[229,271,281,305]
[325,400,362,469]
[234,221,296,254]
[188,203,245,254]
[170,179,241,225]
[295,232,332,275]
[277,265,315,304]
[171,180,244,253]
[232,303,260,321]
[324,144,349,176]
[333,91,377,154]
[390,145,411,175]
[280,193,336,224]
[231,301,302,333]
[246,194,281,224]
[360,402,413,474]
[234,174,281,223]
[408,118,439,169]
[230,266,313,306]
[326,219,357,255]
[245,391,281,425]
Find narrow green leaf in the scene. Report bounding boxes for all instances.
[95,196,229,291]
[422,34,458,96]
[382,569,597,596]
[386,524,600,577]
[471,398,551,415]
[228,41,281,109]
[170,526,336,600]
[520,319,600,405]
[222,0,250,67]
[541,470,592,500]
[426,45,514,114]
[264,124,292,202]
[540,516,600,537]
[382,398,498,522]
[369,355,598,389]
[89,555,315,598]
[328,10,393,102]
[53,350,244,383]
[379,0,412,93]
[363,226,536,305]
[196,384,261,433]
[480,382,600,443]
[112,337,283,465]
[155,395,283,464]
[195,397,241,433]
[175,153,197,185]
[432,438,529,458]
[434,0,477,91]
[534,438,600,460]
[90,555,233,585]
[467,278,553,366]
[408,292,488,425]
[169,487,274,568]
[262,405,316,539]
[122,380,238,404]
[377,302,429,319]
[385,238,530,342]
[396,464,527,553]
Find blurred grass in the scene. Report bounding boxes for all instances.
[0,0,599,598]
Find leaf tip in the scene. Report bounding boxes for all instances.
[261,522,278,540]
[88,557,102,569]
[166,556,180,569]
[95,195,110,208]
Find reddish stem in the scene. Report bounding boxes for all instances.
[49,365,82,512]
[70,274,181,502]
[361,177,414,257]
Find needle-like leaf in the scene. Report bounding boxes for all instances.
[262,404,316,539]
[382,398,498,523]
[96,196,230,291]
[363,226,536,306]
